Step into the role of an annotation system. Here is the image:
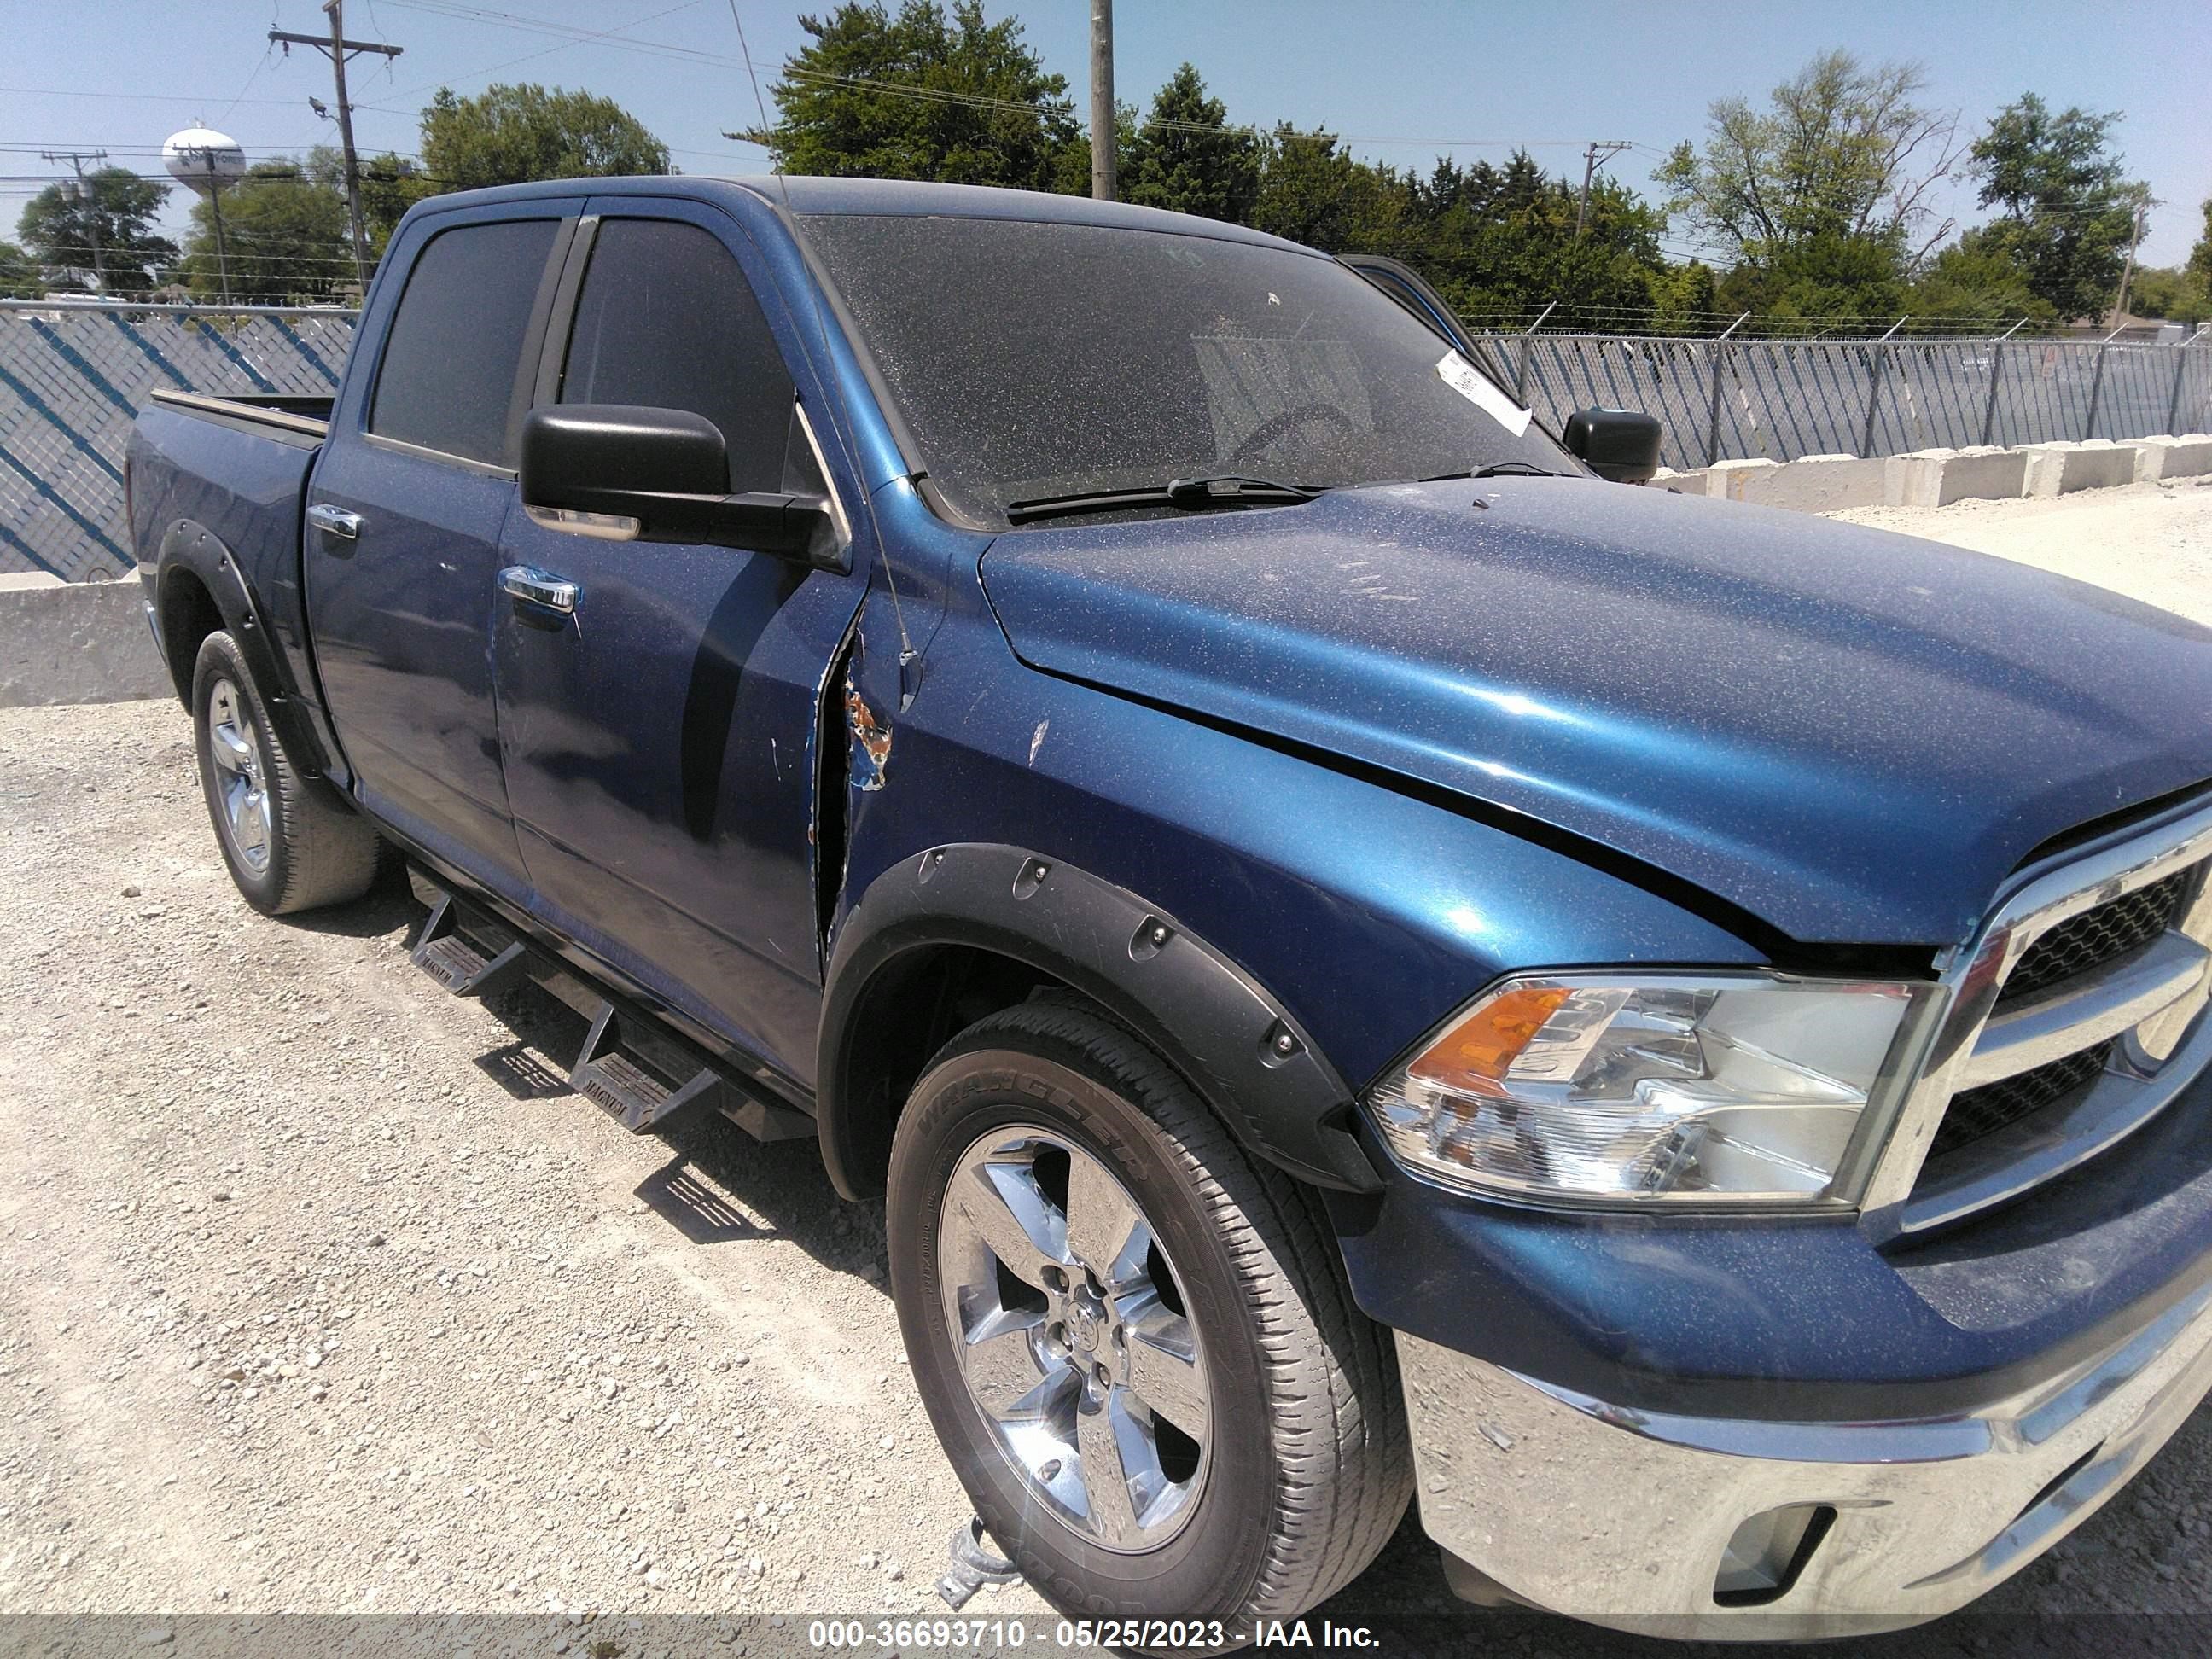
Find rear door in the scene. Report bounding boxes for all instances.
[489,200,866,1079]
[307,201,579,891]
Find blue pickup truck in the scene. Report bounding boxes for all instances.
[128,175,2212,1640]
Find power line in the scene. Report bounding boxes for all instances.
[0,85,342,108]
[386,0,707,100]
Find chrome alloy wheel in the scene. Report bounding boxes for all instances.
[206,677,272,874]
[937,1125,1211,1552]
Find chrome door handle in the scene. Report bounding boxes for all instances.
[306,502,362,540]
[498,565,579,614]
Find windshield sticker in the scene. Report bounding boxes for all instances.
[1436,351,1533,438]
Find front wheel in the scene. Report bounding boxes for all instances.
[888,997,1411,1628]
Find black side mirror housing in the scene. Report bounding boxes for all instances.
[1562,407,1665,484]
[519,404,847,571]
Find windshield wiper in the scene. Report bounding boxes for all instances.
[1413,461,1565,482]
[1469,461,1564,478]
[1005,474,1324,526]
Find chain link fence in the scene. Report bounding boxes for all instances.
[0,300,356,582]
[1466,329,2212,474]
[3,301,2209,581]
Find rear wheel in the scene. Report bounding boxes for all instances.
[191,631,382,915]
[888,997,1411,1632]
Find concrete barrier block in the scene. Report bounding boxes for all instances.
[1736,452,1888,511]
[1647,466,1713,495]
[2135,435,2212,481]
[1884,448,1959,509]
[0,574,171,708]
[1936,445,2031,504]
[1708,457,1779,501]
[1886,445,2029,507]
[2024,441,2138,497]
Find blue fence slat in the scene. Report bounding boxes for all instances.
[0,306,355,579]
[0,361,125,485]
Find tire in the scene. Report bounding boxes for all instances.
[888,996,1411,1634]
[190,631,383,916]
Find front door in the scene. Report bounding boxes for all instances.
[489,203,864,1079]
[308,206,574,890]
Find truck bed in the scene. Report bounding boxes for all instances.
[126,390,329,741]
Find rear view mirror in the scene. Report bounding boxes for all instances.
[519,404,847,571]
[1562,408,1664,484]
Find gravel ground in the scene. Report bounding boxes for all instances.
[3,480,2210,1654]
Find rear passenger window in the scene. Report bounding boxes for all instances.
[559,218,793,492]
[370,218,559,466]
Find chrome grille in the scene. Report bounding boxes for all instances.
[2000,872,2192,1006]
[1925,1042,2112,1162]
[1861,800,2212,1240]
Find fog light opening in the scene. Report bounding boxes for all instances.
[1712,1503,1836,1607]
[2011,1441,2104,1529]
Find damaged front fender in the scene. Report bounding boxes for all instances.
[843,677,894,792]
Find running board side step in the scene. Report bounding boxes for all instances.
[571,1001,727,1132]
[569,999,817,1139]
[405,869,817,1144]
[410,893,529,998]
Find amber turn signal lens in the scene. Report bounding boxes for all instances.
[1406,986,1571,1097]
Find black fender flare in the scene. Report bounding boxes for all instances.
[154,518,336,781]
[817,841,1382,1198]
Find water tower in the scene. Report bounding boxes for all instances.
[163,127,247,305]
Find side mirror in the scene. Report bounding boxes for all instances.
[519,404,847,571]
[1562,407,1664,484]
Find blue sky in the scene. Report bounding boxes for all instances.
[7,0,2208,267]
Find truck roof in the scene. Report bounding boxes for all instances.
[399,173,1317,254]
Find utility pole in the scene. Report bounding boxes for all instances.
[1089,0,1115,202]
[271,0,401,292]
[1575,141,1631,241]
[40,149,109,292]
[2111,201,2148,326]
[202,154,234,305]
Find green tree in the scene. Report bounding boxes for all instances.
[1659,51,1959,251]
[1644,258,1717,333]
[0,239,40,299]
[421,83,671,190]
[1908,229,2055,325]
[1122,64,1259,223]
[748,3,1083,192]
[1408,152,1668,326]
[1969,94,2149,323]
[1656,50,1959,323]
[1713,230,1912,329]
[180,152,356,305]
[2186,197,2210,291]
[359,151,441,247]
[15,166,176,295]
[2127,266,2206,324]
[1248,125,1412,255]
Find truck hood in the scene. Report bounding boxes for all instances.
[977,476,2212,946]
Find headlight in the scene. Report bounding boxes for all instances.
[1365,972,1936,1207]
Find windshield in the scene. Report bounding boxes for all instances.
[796,213,1575,526]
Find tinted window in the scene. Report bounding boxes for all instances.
[560,218,793,492]
[799,214,1572,525]
[370,218,558,465]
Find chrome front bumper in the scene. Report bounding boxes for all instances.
[1399,1274,2212,1639]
